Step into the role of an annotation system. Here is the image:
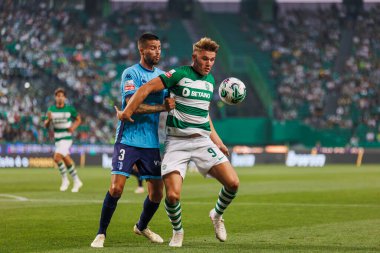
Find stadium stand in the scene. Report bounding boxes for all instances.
[1,0,379,147]
[0,0,192,144]
[248,5,380,146]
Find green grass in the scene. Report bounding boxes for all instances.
[1,165,380,252]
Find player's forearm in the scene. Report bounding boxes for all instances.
[210,131,224,147]
[71,117,81,131]
[209,117,224,146]
[123,88,149,115]
[44,120,50,128]
[135,103,166,114]
[210,120,229,156]
[119,77,165,121]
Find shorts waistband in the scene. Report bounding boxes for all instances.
[168,134,204,139]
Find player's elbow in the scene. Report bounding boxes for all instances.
[76,116,82,125]
[148,77,165,93]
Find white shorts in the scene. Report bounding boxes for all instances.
[55,139,73,157]
[161,136,229,179]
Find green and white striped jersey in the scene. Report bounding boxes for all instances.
[47,104,78,142]
[159,66,214,137]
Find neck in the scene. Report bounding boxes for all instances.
[191,65,204,76]
[56,103,64,108]
[140,60,154,71]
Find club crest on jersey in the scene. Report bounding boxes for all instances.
[165,69,176,78]
[124,80,135,91]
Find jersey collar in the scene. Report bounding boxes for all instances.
[139,63,155,72]
[191,66,208,78]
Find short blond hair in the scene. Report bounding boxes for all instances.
[193,37,219,53]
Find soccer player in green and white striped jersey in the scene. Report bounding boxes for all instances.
[116,38,240,247]
[44,88,83,193]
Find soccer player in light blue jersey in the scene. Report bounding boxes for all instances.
[91,33,175,248]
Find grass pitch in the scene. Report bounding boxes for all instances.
[1,165,380,253]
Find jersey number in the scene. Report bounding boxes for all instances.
[118,149,125,160]
[207,148,217,157]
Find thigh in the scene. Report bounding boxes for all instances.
[208,161,239,189]
[136,148,161,180]
[146,179,164,202]
[191,138,229,177]
[163,171,183,202]
[111,143,138,177]
[161,138,191,179]
[53,152,64,162]
[109,174,127,196]
[62,155,74,166]
[55,140,72,157]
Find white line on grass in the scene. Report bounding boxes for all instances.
[1,198,379,208]
[0,194,29,201]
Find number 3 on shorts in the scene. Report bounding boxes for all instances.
[118,149,125,160]
[207,148,217,157]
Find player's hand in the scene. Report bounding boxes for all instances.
[44,111,52,128]
[114,106,134,123]
[164,98,175,111]
[218,144,230,156]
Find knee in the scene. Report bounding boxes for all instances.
[109,184,124,198]
[225,178,239,193]
[54,154,63,164]
[149,191,163,203]
[165,190,180,204]
[54,158,62,164]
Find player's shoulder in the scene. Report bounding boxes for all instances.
[205,73,215,84]
[175,65,192,73]
[154,67,165,75]
[64,104,76,112]
[67,104,77,110]
[121,64,140,79]
[162,65,189,78]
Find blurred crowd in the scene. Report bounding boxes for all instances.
[0,0,187,144]
[248,5,380,145]
[1,1,379,146]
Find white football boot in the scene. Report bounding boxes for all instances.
[90,234,105,248]
[133,224,164,243]
[71,179,83,193]
[169,229,184,247]
[59,177,70,192]
[209,209,227,242]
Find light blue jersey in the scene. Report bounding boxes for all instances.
[115,63,166,148]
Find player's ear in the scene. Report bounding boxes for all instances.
[192,53,196,62]
[138,47,144,56]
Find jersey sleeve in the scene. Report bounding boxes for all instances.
[70,106,78,118]
[159,68,185,89]
[120,68,139,98]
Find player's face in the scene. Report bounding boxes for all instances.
[192,50,216,76]
[55,92,66,107]
[141,40,161,67]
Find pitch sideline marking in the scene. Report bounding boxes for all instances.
[0,194,29,201]
[1,198,379,208]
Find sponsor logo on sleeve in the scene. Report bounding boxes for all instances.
[164,69,176,78]
[124,80,135,91]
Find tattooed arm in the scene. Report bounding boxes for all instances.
[125,96,175,114]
